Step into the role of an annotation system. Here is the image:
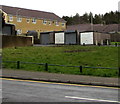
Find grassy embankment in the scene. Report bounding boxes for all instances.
[2,45,119,77]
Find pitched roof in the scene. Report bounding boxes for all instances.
[67,24,92,32]
[67,24,120,33]
[0,5,66,22]
[93,24,119,33]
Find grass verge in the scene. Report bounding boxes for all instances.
[2,45,119,77]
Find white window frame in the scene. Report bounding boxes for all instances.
[9,15,13,21]
[32,18,37,24]
[43,20,47,25]
[17,29,22,35]
[26,18,30,23]
[55,21,59,26]
[17,17,22,22]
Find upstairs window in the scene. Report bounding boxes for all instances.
[26,18,30,23]
[32,18,36,24]
[43,20,47,25]
[61,23,65,27]
[48,21,51,25]
[55,22,59,26]
[9,15,13,21]
[17,17,22,22]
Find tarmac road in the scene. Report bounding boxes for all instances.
[2,78,119,103]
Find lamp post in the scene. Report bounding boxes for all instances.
[16,9,21,35]
[90,13,93,31]
[16,9,21,17]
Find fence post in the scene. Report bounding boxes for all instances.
[45,63,48,71]
[80,66,82,73]
[17,61,20,69]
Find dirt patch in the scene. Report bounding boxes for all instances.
[64,49,92,53]
[11,52,22,54]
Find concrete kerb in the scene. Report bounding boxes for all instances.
[2,76,120,88]
[2,69,120,88]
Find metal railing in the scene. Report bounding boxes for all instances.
[2,61,119,76]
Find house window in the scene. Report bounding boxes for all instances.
[32,18,36,24]
[55,22,59,26]
[61,23,65,27]
[17,29,22,35]
[17,17,22,22]
[9,15,13,21]
[43,20,47,25]
[26,18,30,23]
[48,21,51,25]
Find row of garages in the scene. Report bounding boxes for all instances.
[1,24,117,45]
[38,31,111,45]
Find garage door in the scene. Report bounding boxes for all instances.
[40,34,50,45]
[65,33,76,44]
[55,32,64,44]
[80,32,93,45]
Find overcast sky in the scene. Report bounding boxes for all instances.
[1,0,120,17]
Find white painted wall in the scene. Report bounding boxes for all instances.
[80,32,93,45]
[55,32,64,44]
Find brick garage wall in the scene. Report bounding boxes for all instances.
[2,35,33,48]
[110,33,120,42]
[93,32,111,45]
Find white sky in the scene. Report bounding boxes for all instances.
[1,0,120,17]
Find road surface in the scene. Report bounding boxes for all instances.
[2,78,119,103]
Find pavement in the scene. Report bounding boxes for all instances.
[1,69,120,87]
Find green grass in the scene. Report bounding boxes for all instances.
[2,45,119,77]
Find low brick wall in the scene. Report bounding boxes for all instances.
[1,35,33,48]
